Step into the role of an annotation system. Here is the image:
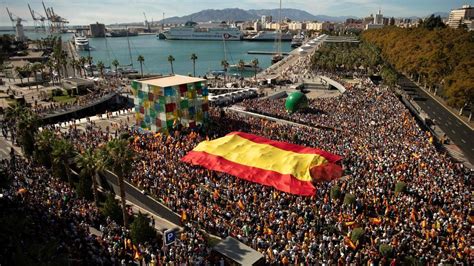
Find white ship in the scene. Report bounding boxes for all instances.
[244,31,293,42]
[163,21,242,41]
[74,35,89,51]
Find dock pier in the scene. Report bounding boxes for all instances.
[247,51,290,55]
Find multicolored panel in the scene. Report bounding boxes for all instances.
[179,84,187,94]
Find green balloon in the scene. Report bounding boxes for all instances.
[285,91,308,113]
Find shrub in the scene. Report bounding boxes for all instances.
[130,212,156,244]
[330,185,341,200]
[101,193,122,224]
[379,243,393,257]
[350,227,365,242]
[51,88,63,97]
[395,181,407,194]
[344,193,356,205]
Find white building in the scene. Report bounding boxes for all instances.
[365,9,384,30]
[447,5,474,29]
[261,15,272,24]
[288,21,305,31]
[306,22,331,31]
[374,9,384,24]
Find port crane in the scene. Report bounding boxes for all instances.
[6,7,26,30]
[28,4,46,31]
[42,1,69,33]
[143,12,151,32]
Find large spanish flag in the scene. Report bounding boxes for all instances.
[181,132,342,196]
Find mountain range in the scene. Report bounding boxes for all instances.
[161,8,357,23]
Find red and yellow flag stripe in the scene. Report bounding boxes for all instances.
[182,132,342,196]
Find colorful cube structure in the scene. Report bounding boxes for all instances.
[131,75,209,132]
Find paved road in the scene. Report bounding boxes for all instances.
[398,76,474,164]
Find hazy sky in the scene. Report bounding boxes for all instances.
[0,0,469,25]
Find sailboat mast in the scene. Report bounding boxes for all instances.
[278,0,282,56]
[126,26,133,67]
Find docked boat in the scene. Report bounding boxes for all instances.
[290,35,304,48]
[107,29,139,37]
[74,35,89,51]
[229,62,262,72]
[163,21,242,41]
[244,31,293,42]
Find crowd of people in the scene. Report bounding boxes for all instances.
[32,84,121,116]
[1,55,472,264]
[124,93,472,264]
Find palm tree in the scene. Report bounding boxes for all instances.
[23,64,32,89]
[190,53,198,77]
[52,139,76,184]
[237,59,245,77]
[31,63,41,89]
[86,56,93,76]
[6,106,39,157]
[97,61,105,79]
[14,66,24,84]
[221,59,229,81]
[104,138,135,226]
[34,129,56,167]
[112,59,120,77]
[79,56,87,77]
[137,55,145,77]
[251,58,259,81]
[75,148,105,207]
[46,60,55,85]
[167,55,175,74]
[61,51,68,78]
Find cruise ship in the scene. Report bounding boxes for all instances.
[243,31,293,42]
[74,35,89,51]
[163,21,242,41]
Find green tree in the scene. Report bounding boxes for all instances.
[137,55,145,77]
[237,59,245,77]
[8,106,39,157]
[190,53,198,77]
[130,212,156,244]
[97,61,105,79]
[79,56,87,78]
[104,138,135,226]
[51,139,76,184]
[350,227,365,243]
[102,192,123,224]
[221,59,229,81]
[167,55,175,74]
[86,55,93,76]
[251,58,259,80]
[30,62,42,89]
[45,60,55,85]
[344,193,356,206]
[75,148,105,207]
[330,185,341,200]
[34,129,56,167]
[112,59,120,77]
[379,243,393,258]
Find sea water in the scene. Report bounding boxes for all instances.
[1,29,291,76]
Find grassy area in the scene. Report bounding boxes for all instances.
[53,95,76,103]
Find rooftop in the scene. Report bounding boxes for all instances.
[138,75,205,88]
[212,237,264,265]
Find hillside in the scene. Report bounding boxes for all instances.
[162,8,355,23]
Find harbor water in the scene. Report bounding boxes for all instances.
[1,29,291,76]
[80,35,291,76]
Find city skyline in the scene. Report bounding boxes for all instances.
[0,0,470,26]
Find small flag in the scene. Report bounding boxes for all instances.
[237,199,245,210]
